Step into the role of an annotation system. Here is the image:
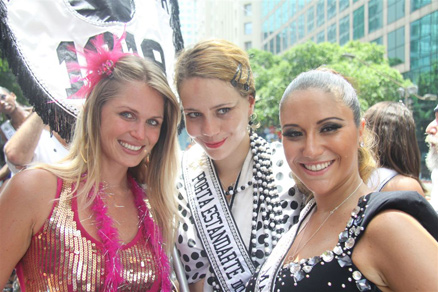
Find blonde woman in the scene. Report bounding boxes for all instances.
[174,39,303,291]
[0,36,180,291]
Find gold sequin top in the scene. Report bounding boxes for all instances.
[15,178,162,291]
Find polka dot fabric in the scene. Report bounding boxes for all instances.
[176,142,304,291]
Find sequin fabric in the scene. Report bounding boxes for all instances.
[15,179,161,291]
[274,195,377,291]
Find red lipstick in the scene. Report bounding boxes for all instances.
[204,139,226,149]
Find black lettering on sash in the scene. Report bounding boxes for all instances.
[258,269,271,290]
[195,180,209,193]
[214,235,231,251]
[224,258,245,278]
[222,250,238,264]
[216,246,233,260]
[193,172,213,200]
[201,205,223,226]
[192,171,206,185]
[199,197,213,208]
[207,226,226,241]
[231,280,246,292]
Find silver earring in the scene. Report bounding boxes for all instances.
[360,141,364,147]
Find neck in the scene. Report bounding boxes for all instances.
[313,177,366,214]
[9,106,28,129]
[101,169,129,191]
[213,133,250,188]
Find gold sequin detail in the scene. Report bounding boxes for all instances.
[16,180,160,291]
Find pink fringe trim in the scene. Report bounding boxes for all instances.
[130,177,172,292]
[88,176,171,291]
[91,188,124,291]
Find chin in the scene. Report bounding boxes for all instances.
[426,148,438,171]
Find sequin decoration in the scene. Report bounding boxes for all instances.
[280,196,374,291]
[15,180,160,291]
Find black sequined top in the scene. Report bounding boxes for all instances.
[246,191,438,292]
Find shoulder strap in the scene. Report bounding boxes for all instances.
[359,191,438,241]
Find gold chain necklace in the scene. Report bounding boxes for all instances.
[286,181,363,264]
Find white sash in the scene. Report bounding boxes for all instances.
[182,149,255,292]
[254,201,315,292]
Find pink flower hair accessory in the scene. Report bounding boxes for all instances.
[68,32,132,99]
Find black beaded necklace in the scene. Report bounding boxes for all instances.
[211,131,287,291]
[248,131,285,260]
[222,131,285,259]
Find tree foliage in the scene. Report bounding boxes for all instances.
[249,41,412,130]
[0,58,25,103]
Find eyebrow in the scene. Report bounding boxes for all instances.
[183,102,235,112]
[282,117,344,128]
[317,117,344,124]
[120,106,164,119]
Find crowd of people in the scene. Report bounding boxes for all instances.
[0,36,437,292]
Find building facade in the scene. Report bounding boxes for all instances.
[179,0,262,49]
[261,0,438,85]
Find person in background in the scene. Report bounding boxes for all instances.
[364,101,425,195]
[0,86,32,185]
[174,39,303,292]
[0,35,180,291]
[425,104,438,211]
[246,68,438,292]
[4,111,69,177]
[0,87,33,292]
[0,86,31,143]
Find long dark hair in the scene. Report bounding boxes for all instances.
[364,101,425,191]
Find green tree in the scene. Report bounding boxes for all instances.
[0,58,25,101]
[249,41,412,130]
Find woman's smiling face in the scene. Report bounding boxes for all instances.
[179,77,254,162]
[280,88,362,195]
[99,81,164,171]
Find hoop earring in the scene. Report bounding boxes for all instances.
[145,152,151,164]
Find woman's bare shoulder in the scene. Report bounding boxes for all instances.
[382,174,424,196]
[4,168,57,193]
[0,169,59,221]
[0,169,60,284]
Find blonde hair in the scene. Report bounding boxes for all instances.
[280,68,376,196]
[174,39,255,98]
[36,55,181,251]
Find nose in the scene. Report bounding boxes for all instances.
[201,117,220,137]
[302,134,323,158]
[426,119,438,135]
[130,122,146,141]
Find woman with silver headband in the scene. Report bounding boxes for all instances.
[174,39,304,292]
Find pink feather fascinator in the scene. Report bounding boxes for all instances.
[67,32,133,99]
